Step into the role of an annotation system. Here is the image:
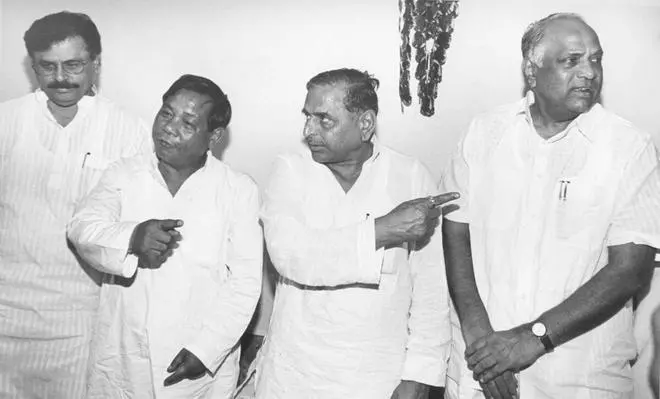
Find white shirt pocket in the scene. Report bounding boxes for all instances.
[554,177,603,240]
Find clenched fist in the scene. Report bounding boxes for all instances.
[129,218,183,269]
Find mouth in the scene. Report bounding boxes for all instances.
[156,138,175,149]
[571,87,593,97]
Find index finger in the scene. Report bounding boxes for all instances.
[430,192,460,207]
[163,366,185,387]
[159,219,184,231]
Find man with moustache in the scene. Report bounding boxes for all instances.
[256,68,458,399]
[442,13,660,398]
[0,11,150,398]
[68,74,263,398]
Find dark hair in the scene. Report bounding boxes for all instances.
[521,12,588,66]
[162,74,232,130]
[306,68,380,115]
[24,11,102,59]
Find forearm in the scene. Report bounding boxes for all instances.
[442,220,491,339]
[538,243,656,347]
[68,219,139,277]
[186,257,263,372]
[264,215,382,287]
[402,231,451,386]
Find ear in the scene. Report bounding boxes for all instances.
[210,127,226,145]
[523,59,537,89]
[358,110,377,142]
[91,55,101,72]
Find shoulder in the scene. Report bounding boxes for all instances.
[93,95,148,128]
[0,93,35,116]
[590,105,653,155]
[104,152,152,178]
[379,144,429,174]
[207,156,258,193]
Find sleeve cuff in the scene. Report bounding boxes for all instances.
[114,221,141,277]
[401,352,448,387]
[607,230,660,250]
[357,216,384,285]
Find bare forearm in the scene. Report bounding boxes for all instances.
[538,243,656,347]
[442,220,491,336]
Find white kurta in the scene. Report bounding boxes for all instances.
[0,90,150,398]
[256,142,451,399]
[442,92,660,399]
[67,153,263,399]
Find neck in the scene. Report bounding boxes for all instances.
[325,142,374,193]
[157,153,207,196]
[47,100,78,127]
[529,102,576,140]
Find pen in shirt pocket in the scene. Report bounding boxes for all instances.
[558,179,571,201]
[81,152,91,169]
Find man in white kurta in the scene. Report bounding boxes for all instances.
[68,74,263,398]
[256,68,454,399]
[442,14,660,399]
[0,12,150,398]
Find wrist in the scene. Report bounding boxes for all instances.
[462,319,493,345]
[522,321,553,357]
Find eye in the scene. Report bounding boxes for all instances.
[38,62,56,72]
[158,109,173,119]
[320,116,334,127]
[564,56,579,67]
[63,61,82,68]
[590,55,602,65]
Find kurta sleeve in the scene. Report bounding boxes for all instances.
[185,176,263,373]
[440,122,473,223]
[607,139,660,249]
[67,161,140,278]
[400,162,451,386]
[260,155,383,287]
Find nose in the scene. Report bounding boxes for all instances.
[162,119,179,137]
[53,64,66,81]
[303,117,318,138]
[578,59,596,80]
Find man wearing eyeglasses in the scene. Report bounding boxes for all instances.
[0,11,150,399]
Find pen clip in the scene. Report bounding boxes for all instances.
[82,152,91,168]
[558,180,570,201]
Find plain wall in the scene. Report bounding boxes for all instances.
[2,0,659,188]
[2,0,659,334]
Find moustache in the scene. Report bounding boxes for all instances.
[47,82,80,89]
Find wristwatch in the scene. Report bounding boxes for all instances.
[531,321,555,353]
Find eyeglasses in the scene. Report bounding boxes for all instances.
[34,60,90,76]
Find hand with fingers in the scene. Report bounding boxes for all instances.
[163,348,207,387]
[479,371,518,399]
[376,192,460,248]
[389,380,430,399]
[129,218,184,269]
[463,323,519,399]
[465,326,545,388]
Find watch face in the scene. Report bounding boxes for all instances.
[532,322,547,337]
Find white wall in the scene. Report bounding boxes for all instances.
[2,0,659,188]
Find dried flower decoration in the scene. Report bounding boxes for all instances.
[399,0,459,116]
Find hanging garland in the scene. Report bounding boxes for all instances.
[399,0,459,117]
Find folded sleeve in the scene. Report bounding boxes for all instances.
[185,177,264,373]
[260,155,383,287]
[401,163,451,386]
[607,140,660,250]
[67,161,139,278]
